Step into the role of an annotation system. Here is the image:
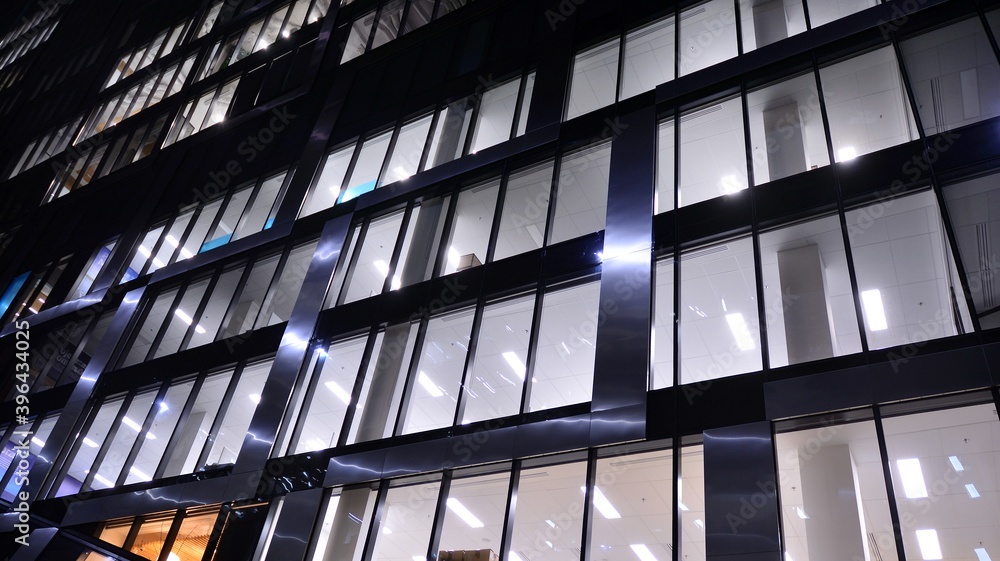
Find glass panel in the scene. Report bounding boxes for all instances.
[680,445,706,561]
[656,119,675,214]
[220,254,280,338]
[470,78,520,153]
[342,212,405,304]
[380,114,433,185]
[342,11,375,62]
[310,487,378,561]
[493,161,553,261]
[899,17,1000,136]
[941,171,1000,328]
[184,199,222,258]
[97,519,132,548]
[325,224,362,309]
[821,46,918,163]
[805,0,877,28]
[566,39,620,120]
[205,360,271,466]
[777,420,899,561]
[1,415,58,501]
[294,337,367,453]
[549,142,612,244]
[236,18,266,61]
[198,1,223,37]
[403,0,434,33]
[186,266,243,349]
[442,179,499,276]
[151,277,210,359]
[182,91,215,139]
[124,380,194,484]
[621,16,675,100]
[437,472,510,555]
[529,281,600,412]
[426,99,473,169]
[401,308,474,434]
[205,77,239,127]
[747,72,830,184]
[679,237,762,384]
[126,226,164,281]
[370,480,441,560]
[845,190,973,349]
[256,6,288,51]
[652,259,675,389]
[371,0,405,49]
[509,461,586,560]
[346,324,418,444]
[739,0,807,52]
[130,513,175,560]
[123,287,178,367]
[234,172,285,239]
[679,0,738,77]
[166,508,220,561]
[302,145,355,216]
[58,398,124,496]
[161,368,234,477]
[517,71,536,137]
[256,239,317,327]
[285,0,311,34]
[90,391,157,490]
[679,97,748,207]
[761,215,862,367]
[151,210,194,270]
[342,130,392,202]
[590,450,673,561]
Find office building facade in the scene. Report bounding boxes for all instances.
[1,0,1000,559]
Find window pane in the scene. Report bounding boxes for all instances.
[381,114,433,185]
[821,46,918,162]
[325,224,362,309]
[591,450,673,561]
[656,119,675,214]
[58,398,124,496]
[124,380,194,484]
[123,287,178,367]
[347,324,419,443]
[550,142,611,245]
[776,420,898,561]
[256,239,317,327]
[342,130,392,202]
[236,18,266,61]
[401,308,474,434]
[493,161,553,261]
[294,337,367,453]
[403,0,434,33]
[621,16,675,100]
[761,215,862,367]
[394,199,446,288]
[206,77,239,127]
[442,180,499,276]
[303,145,355,216]
[370,481,441,560]
[883,404,1000,561]
[805,0,877,28]
[679,0,738,77]
[679,237,761,384]
[91,391,156,490]
[166,508,220,561]
[130,514,175,560]
[234,172,285,239]
[437,472,510,555]
[184,200,222,258]
[310,487,378,561]
[845,190,973,350]
[151,277,210,359]
[73,241,116,299]
[206,187,253,251]
[747,72,829,184]
[152,211,193,271]
[739,0,806,52]
[342,212,405,304]
[162,368,234,477]
[509,461,586,560]
[186,266,243,349]
[221,254,280,337]
[426,99,473,169]
[680,445,706,560]
[679,97,748,207]
[342,12,375,62]
[256,6,288,51]
[471,78,520,153]
[529,281,600,412]
[941,171,1000,328]
[652,259,674,389]
[371,0,404,49]
[899,17,1000,136]
[566,39,620,120]
[205,360,271,466]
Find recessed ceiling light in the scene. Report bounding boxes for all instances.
[446,498,484,528]
[726,313,756,351]
[502,351,526,380]
[897,458,928,498]
[966,483,981,498]
[838,146,858,161]
[721,174,745,194]
[915,529,942,560]
[861,289,888,331]
[796,506,809,519]
[325,381,351,404]
[949,456,964,471]
[581,486,621,519]
[975,548,993,561]
[418,372,444,397]
[249,393,261,405]
[630,544,658,561]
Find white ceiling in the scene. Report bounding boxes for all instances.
[678,97,748,207]
[471,78,521,154]
[621,16,675,101]
[550,143,612,245]
[806,0,877,28]
[678,0,738,77]
[443,180,499,276]
[401,309,474,434]
[494,162,553,261]
[566,39,619,120]
[343,211,405,303]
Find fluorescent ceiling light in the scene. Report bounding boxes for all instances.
[502,351,526,380]
[546,519,556,528]
[165,235,179,248]
[168,554,181,561]
[897,458,928,498]
[679,502,689,511]
[838,146,858,161]
[694,519,704,529]
[796,506,809,519]
[180,248,194,259]
[249,393,261,405]
[325,381,351,404]
[129,466,152,481]
[92,473,114,487]
[374,260,390,277]
[158,401,169,413]
[976,548,993,561]
[122,416,143,432]
[446,498,484,528]
[152,257,166,268]
[31,437,45,447]
[630,544,658,561]
[915,529,943,560]
[393,166,411,180]
[418,371,444,397]
[949,456,964,471]
[585,486,622,519]
[137,245,152,258]
[966,483,981,498]
[726,313,756,351]
[175,309,194,325]
[509,553,526,561]
[721,174,745,194]
[83,437,98,448]
[382,527,392,534]
[861,289,888,331]
[448,246,461,267]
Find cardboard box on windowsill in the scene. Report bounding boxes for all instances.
[438,549,499,561]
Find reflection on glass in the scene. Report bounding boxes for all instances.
[401,308,473,434]
[381,115,433,185]
[550,142,612,245]
[805,0,877,28]
[166,507,220,561]
[370,480,441,560]
[679,237,761,384]
[91,391,156,489]
[679,0,738,76]
[494,161,553,261]
[294,337,367,453]
[845,191,973,350]
[130,513,175,560]
[342,211,405,304]
[652,259,675,389]
[438,471,510,555]
[442,180,498,276]
[679,97,747,207]
[739,0,806,52]
[590,450,673,560]
[125,381,194,484]
[123,287,178,367]
[347,324,417,444]
[656,119,675,214]
[680,445,706,561]
[747,72,829,184]
[58,398,124,496]
[509,461,586,560]
[162,368,234,477]
[310,487,377,561]
[342,130,392,202]
[205,360,270,466]
[760,215,861,367]
[303,145,355,216]
[471,77,521,153]
[566,39,620,120]
[621,16,675,100]
[776,420,898,561]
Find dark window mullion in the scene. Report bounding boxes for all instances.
[337,324,383,447]
[82,392,137,491]
[144,283,190,362]
[195,362,246,469]
[389,316,431,436]
[178,269,223,350]
[451,295,486,426]
[518,286,545,414]
[214,261,255,342]
[115,383,171,487]
[284,348,328,453]
[153,374,206,479]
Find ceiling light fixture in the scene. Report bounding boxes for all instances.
[418,372,444,397]
[502,351,526,380]
[630,544,658,561]
[325,381,352,404]
[915,529,943,560]
[861,289,888,331]
[446,498,484,528]
[726,313,756,351]
[897,458,928,498]
[838,146,858,161]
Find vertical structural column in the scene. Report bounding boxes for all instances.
[262,488,327,561]
[590,104,655,445]
[704,421,781,561]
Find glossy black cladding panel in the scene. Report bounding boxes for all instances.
[261,488,325,561]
